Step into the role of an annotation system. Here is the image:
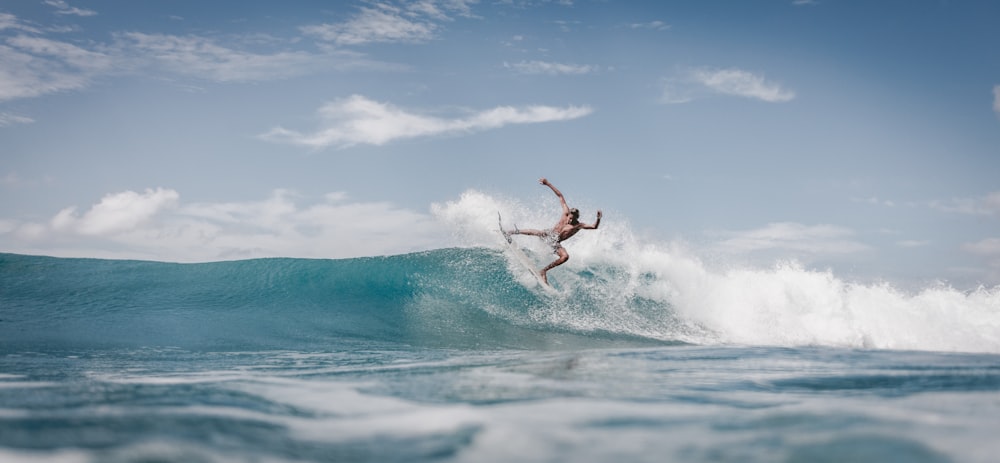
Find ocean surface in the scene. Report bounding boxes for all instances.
[2,246,999,463]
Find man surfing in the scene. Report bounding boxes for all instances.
[504,178,602,285]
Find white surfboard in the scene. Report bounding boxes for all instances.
[498,213,559,295]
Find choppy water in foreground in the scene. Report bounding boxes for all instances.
[1,345,998,462]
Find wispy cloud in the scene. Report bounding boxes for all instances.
[44,0,97,17]
[3,188,448,261]
[112,32,336,83]
[993,85,1000,115]
[712,222,868,255]
[852,196,896,207]
[962,237,1000,283]
[409,0,478,20]
[0,112,35,127]
[0,13,17,31]
[930,191,1000,217]
[0,172,52,189]
[0,35,113,102]
[0,2,482,107]
[301,1,476,46]
[504,60,598,75]
[302,5,435,45]
[2,28,321,102]
[662,67,796,104]
[0,13,110,102]
[10,35,112,70]
[0,12,41,34]
[260,94,593,149]
[1,172,23,188]
[627,21,670,31]
[963,238,1000,256]
[0,11,398,105]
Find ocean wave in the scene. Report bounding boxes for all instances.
[2,244,999,353]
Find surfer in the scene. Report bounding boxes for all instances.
[505,178,602,285]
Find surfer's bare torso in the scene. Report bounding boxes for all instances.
[504,178,602,284]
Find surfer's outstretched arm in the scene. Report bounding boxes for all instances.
[581,210,602,230]
[540,178,570,214]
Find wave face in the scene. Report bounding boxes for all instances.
[0,250,682,352]
[3,242,1000,353]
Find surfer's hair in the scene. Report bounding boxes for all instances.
[569,208,580,224]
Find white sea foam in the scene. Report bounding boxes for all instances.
[434,190,1000,353]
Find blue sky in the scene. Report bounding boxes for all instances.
[1,0,998,288]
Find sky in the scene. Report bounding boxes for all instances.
[1,0,999,288]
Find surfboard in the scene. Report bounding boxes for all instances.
[498,212,559,295]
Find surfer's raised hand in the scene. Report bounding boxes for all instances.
[539,177,549,186]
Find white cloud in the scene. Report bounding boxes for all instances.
[930,191,1000,217]
[713,222,868,255]
[14,222,48,241]
[44,0,97,17]
[691,68,796,102]
[1,188,448,262]
[896,240,930,248]
[260,94,593,149]
[52,188,180,235]
[504,60,598,75]
[662,67,796,104]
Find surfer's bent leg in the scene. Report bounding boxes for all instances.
[539,246,569,285]
[510,228,546,237]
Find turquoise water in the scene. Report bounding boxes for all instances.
[2,251,999,462]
